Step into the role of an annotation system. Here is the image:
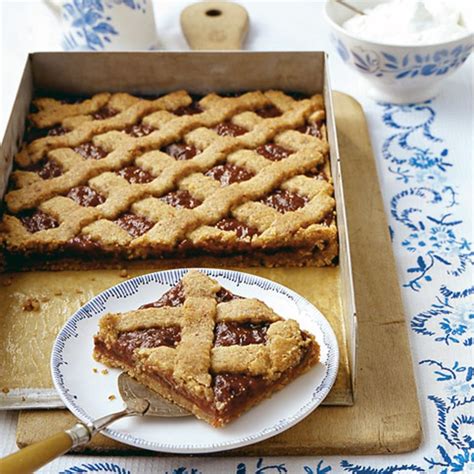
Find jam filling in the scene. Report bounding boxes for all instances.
[141,280,241,309]
[256,143,292,161]
[67,185,105,207]
[124,123,156,137]
[297,122,321,138]
[219,91,247,98]
[23,125,70,144]
[255,105,282,118]
[65,234,102,253]
[48,125,70,136]
[219,92,244,98]
[287,92,310,101]
[321,211,335,226]
[73,142,108,160]
[173,102,203,116]
[213,122,247,137]
[141,282,185,309]
[213,373,268,413]
[305,166,329,181]
[59,96,84,105]
[163,142,199,160]
[205,164,253,186]
[24,158,62,179]
[116,326,181,354]
[214,321,269,347]
[117,166,154,184]
[216,218,259,239]
[91,106,119,120]
[23,127,48,143]
[114,213,154,238]
[216,287,241,303]
[261,189,308,213]
[19,210,59,233]
[160,190,201,209]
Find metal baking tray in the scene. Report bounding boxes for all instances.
[0,52,356,409]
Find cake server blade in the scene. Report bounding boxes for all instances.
[118,372,190,417]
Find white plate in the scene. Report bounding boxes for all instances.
[51,268,339,453]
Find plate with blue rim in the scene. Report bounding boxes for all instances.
[51,268,339,453]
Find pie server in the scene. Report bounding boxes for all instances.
[0,373,190,473]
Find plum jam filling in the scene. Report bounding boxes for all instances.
[205,164,253,186]
[215,218,259,239]
[116,326,181,355]
[213,374,268,416]
[214,321,269,346]
[20,210,59,233]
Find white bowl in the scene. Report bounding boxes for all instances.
[324,0,474,103]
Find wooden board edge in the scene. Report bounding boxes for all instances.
[14,91,423,457]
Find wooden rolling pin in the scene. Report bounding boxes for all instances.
[181,1,249,50]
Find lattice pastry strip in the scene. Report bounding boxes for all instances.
[93,270,320,426]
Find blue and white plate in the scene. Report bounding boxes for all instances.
[51,268,339,453]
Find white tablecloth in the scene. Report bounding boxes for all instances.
[1,1,473,472]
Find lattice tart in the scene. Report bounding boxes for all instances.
[93,270,320,427]
[0,90,337,270]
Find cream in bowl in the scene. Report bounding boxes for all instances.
[343,0,471,46]
[325,0,474,103]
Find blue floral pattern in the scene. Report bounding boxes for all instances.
[382,101,473,290]
[61,99,473,473]
[332,36,473,80]
[412,287,474,346]
[60,463,131,474]
[61,0,148,50]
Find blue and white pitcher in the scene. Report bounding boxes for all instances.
[44,0,159,51]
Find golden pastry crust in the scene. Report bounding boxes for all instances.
[0,90,337,270]
[93,270,320,427]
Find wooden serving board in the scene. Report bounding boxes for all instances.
[16,92,422,455]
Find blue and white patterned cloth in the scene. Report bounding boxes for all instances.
[0,2,472,473]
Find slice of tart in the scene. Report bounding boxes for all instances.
[93,270,320,427]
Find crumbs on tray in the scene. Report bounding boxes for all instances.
[22,297,40,311]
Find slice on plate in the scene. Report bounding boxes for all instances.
[93,270,320,427]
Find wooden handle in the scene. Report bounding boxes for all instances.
[0,431,73,474]
[181,1,249,50]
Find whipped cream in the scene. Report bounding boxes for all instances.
[342,0,472,45]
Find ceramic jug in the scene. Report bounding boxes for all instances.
[44,0,159,51]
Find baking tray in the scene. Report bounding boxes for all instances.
[0,52,356,409]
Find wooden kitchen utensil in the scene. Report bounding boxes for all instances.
[181,1,249,50]
[0,374,189,473]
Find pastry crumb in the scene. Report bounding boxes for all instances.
[101,369,109,375]
[1,387,10,394]
[93,368,98,373]
[21,396,26,401]
[119,269,129,278]
[75,289,84,294]
[22,298,40,311]
[53,290,63,296]
[108,394,116,401]
[2,278,13,287]
[40,296,50,303]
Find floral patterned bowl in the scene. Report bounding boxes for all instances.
[324,0,473,103]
